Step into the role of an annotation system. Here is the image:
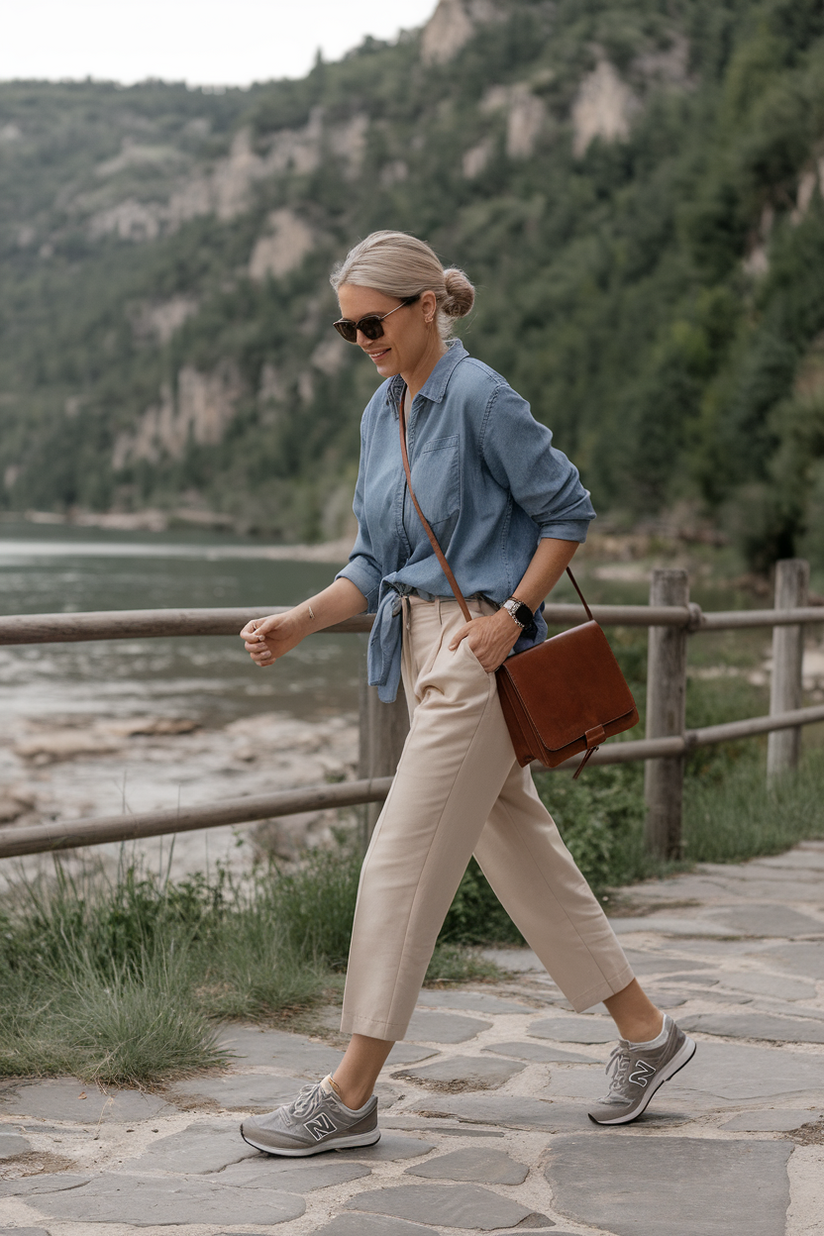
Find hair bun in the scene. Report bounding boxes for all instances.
[442,267,475,318]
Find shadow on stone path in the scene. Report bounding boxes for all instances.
[1,841,824,1235]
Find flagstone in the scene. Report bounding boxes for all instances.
[415,991,531,1014]
[25,1172,305,1226]
[680,1012,824,1043]
[409,1093,583,1131]
[215,1156,371,1192]
[720,1108,824,1132]
[0,1079,171,1123]
[404,1146,528,1184]
[387,1044,442,1064]
[0,1132,30,1158]
[541,1067,609,1101]
[344,1182,533,1230]
[750,850,824,870]
[393,1054,524,1089]
[528,1016,617,1043]
[660,973,720,985]
[405,1010,492,1043]
[0,1229,52,1236]
[756,941,824,980]
[611,916,740,938]
[716,972,817,1001]
[545,1134,791,1236]
[118,1122,258,1174]
[169,1074,299,1111]
[0,1174,92,1198]
[215,1025,344,1074]
[482,1041,595,1063]
[621,953,713,974]
[382,1116,505,1137]
[334,1133,437,1161]
[710,906,824,938]
[666,1041,824,1101]
[313,1217,437,1236]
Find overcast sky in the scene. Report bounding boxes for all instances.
[0,1,439,87]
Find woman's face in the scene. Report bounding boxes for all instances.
[337,284,438,381]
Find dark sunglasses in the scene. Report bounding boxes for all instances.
[333,295,420,343]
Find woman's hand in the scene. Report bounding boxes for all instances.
[240,611,308,667]
[239,579,368,669]
[448,610,522,673]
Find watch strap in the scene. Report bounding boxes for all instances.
[503,597,534,628]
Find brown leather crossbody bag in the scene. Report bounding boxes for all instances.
[398,390,638,777]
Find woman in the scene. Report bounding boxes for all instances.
[238,231,695,1155]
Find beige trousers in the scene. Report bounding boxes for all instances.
[340,595,634,1042]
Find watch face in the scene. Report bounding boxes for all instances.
[506,599,532,625]
[504,599,530,625]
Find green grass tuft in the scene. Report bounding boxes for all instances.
[682,751,824,864]
[424,943,502,986]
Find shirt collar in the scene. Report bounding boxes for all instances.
[388,339,468,410]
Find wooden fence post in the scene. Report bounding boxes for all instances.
[767,558,809,780]
[358,654,409,847]
[644,568,689,859]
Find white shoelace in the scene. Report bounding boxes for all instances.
[291,1080,327,1118]
[604,1044,632,1096]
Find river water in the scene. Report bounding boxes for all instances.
[0,523,362,883]
[0,522,360,727]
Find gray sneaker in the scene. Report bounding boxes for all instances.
[588,1016,696,1125]
[240,1075,380,1156]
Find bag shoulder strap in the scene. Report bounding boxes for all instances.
[397,385,593,624]
[398,388,472,623]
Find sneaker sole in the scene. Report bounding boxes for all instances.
[587,1036,697,1126]
[240,1127,381,1157]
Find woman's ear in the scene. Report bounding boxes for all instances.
[420,289,438,324]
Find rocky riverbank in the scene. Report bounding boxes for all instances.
[0,709,358,891]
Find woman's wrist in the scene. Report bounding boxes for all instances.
[501,596,534,630]
[299,602,318,631]
[280,602,316,639]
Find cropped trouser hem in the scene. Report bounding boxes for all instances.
[565,966,636,1016]
[340,596,634,1042]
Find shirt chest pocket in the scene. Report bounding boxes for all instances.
[409,435,460,528]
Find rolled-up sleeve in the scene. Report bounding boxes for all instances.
[334,426,382,611]
[480,383,595,541]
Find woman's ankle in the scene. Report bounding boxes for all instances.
[330,1074,372,1111]
[603,979,664,1042]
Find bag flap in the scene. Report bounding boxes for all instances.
[498,621,636,751]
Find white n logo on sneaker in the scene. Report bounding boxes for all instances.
[628,1060,656,1088]
[305,1112,338,1141]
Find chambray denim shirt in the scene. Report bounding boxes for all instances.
[335,340,596,702]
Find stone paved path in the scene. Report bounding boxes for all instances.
[1,841,823,1235]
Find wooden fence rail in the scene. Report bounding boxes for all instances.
[0,559,822,861]
[2,602,824,644]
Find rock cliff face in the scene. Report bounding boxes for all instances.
[113,363,244,468]
[421,0,501,66]
[86,113,368,244]
[571,60,640,157]
[481,83,547,159]
[130,297,199,345]
[249,209,315,281]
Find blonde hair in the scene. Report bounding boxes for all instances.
[330,230,475,338]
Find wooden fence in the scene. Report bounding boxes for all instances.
[0,558,821,863]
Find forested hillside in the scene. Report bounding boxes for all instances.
[1,0,823,567]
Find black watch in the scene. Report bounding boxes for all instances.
[501,597,534,630]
